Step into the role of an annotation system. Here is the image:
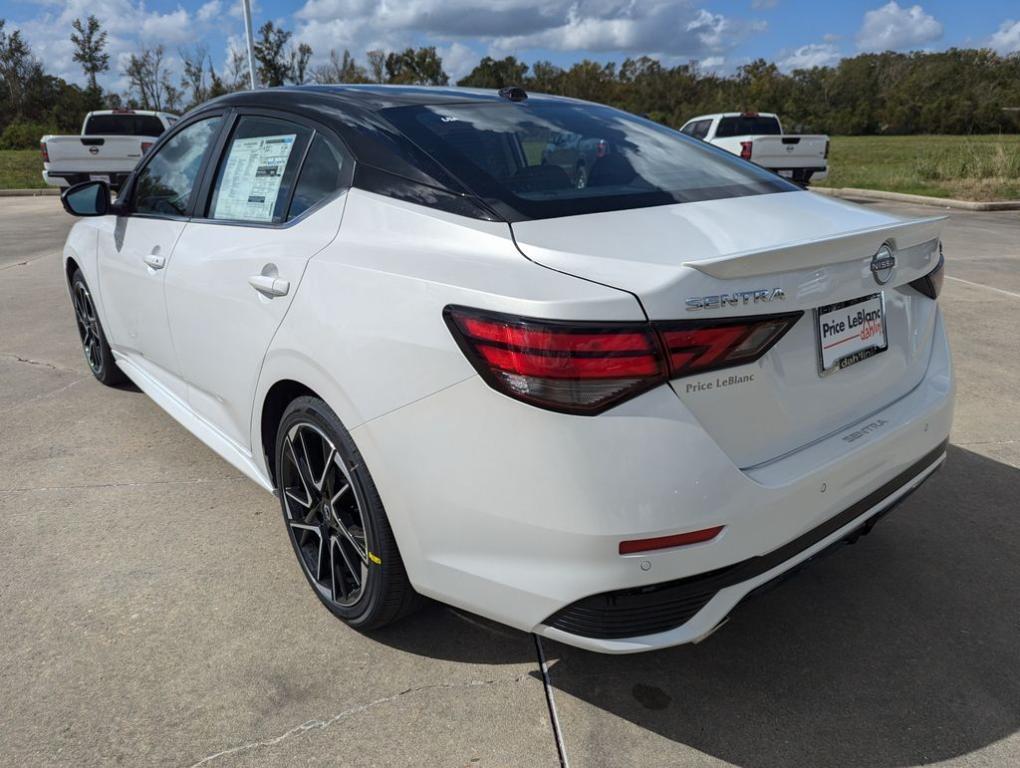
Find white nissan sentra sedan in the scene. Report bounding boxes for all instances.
[59,85,953,653]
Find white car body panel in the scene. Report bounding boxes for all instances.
[60,89,953,653]
[165,194,349,449]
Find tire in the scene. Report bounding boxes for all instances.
[70,269,126,386]
[275,396,419,630]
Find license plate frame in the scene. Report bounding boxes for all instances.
[89,174,111,184]
[815,293,888,376]
[777,169,794,178]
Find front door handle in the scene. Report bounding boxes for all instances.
[248,274,290,298]
[143,252,166,270]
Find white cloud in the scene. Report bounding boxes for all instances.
[778,43,841,71]
[989,19,1020,54]
[438,42,480,82]
[197,1,223,24]
[856,2,943,52]
[15,0,223,92]
[294,0,765,65]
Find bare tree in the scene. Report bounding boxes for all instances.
[313,49,369,84]
[180,45,210,107]
[366,50,385,83]
[123,45,178,111]
[0,20,37,116]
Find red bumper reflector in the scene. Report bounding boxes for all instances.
[619,525,725,555]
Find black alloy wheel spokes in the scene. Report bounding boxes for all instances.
[281,422,370,607]
[73,282,103,373]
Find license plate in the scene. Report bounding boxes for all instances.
[778,170,794,178]
[816,294,887,374]
[90,174,110,184]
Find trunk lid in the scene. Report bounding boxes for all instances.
[511,190,945,468]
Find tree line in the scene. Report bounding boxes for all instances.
[2,14,1019,149]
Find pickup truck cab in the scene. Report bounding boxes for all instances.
[41,110,178,189]
[679,112,828,184]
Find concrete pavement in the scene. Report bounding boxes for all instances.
[1,195,1018,767]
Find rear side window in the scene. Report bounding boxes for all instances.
[134,116,223,216]
[714,116,782,137]
[683,120,712,140]
[84,114,166,136]
[208,116,312,224]
[381,101,794,221]
[287,134,350,220]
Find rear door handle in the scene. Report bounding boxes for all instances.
[143,252,165,270]
[248,274,290,298]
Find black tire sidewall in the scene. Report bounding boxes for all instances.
[70,269,123,385]
[275,396,397,630]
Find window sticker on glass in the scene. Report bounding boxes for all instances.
[213,134,297,222]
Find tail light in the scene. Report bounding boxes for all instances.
[40,141,49,163]
[595,139,608,158]
[445,306,802,415]
[823,139,830,159]
[141,141,154,154]
[910,246,945,299]
[739,140,753,160]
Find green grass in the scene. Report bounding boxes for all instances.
[6,137,1018,199]
[0,150,46,189]
[814,135,1020,201]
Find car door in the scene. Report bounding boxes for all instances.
[164,112,353,449]
[97,114,225,398]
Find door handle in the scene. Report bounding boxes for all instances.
[143,252,166,270]
[248,274,290,298]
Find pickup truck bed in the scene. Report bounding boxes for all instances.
[41,110,177,189]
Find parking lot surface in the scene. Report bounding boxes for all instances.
[1,195,1018,767]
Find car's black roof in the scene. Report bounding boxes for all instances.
[187,85,575,222]
[205,84,563,112]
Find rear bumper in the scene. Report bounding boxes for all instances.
[542,440,945,647]
[43,170,130,189]
[353,309,953,653]
[771,166,828,183]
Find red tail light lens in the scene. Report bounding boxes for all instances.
[445,306,802,415]
[739,140,753,160]
[141,141,154,154]
[40,141,49,163]
[824,139,830,159]
[658,314,802,378]
[445,307,665,415]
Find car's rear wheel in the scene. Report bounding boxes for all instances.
[70,269,125,386]
[275,396,419,630]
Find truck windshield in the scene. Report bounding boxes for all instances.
[84,115,166,137]
[715,116,782,138]
[382,101,793,220]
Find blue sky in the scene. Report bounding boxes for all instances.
[3,0,1019,92]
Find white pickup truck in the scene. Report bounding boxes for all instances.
[41,109,178,189]
[679,112,829,184]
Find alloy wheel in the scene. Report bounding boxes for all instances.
[73,282,103,374]
[281,422,370,607]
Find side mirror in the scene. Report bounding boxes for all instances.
[61,181,109,217]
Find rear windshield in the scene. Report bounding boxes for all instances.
[381,101,793,220]
[84,114,166,137]
[715,116,782,138]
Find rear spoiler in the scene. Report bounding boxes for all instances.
[685,215,946,279]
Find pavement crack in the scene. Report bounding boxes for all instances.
[2,476,248,494]
[1,353,66,371]
[183,677,531,768]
